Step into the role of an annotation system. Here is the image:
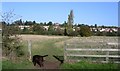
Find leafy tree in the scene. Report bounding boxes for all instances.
[55,27,64,35]
[40,22,44,26]
[95,24,97,28]
[48,25,55,35]
[79,26,92,37]
[24,21,34,25]
[63,21,67,27]
[67,28,74,36]
[43,22,47,26]
[47,21,53,26]
[13,19,23,25]
[64,28,68,36]
[33,21,36,24]
[21,27,30,34]
[32,24,45,35]
[63,21,68,36]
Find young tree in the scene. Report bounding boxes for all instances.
[66,10,74,36]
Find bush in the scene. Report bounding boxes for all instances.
[79,26,92,37]
[54,28,64,35]
[67,28,78,36]
[106,32,117,36]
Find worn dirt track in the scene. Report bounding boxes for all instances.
[34,61,61,69]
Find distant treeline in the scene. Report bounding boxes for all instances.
[1,19,120,37]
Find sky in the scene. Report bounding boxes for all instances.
[2,2,118,26]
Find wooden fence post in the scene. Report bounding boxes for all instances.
[106,51,109,63]
[28,40,32,61]
[64,42,67,62]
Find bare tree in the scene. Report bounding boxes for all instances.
[1,10,24,60]
[1,10,22,25]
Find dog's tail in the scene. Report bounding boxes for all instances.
[42,55,48,57]
[53,55,64,64]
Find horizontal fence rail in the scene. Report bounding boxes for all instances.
[66,48,120,52]
[67,54,120,58]
[64,43,120,63]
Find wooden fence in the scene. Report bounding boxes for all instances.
[64,42,120,63]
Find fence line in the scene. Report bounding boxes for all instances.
[64,43,120,63]
[28,40,32,61]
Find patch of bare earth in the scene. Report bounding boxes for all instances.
[34,61,61,69]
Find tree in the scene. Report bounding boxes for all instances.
[79,26,92,37]
[64,28,67,36]
[24,21,28,25]
[55,27,64,35]
[67,28,74,36]
[66,10,74,36]
[1,10,24,60]
[47,21,53,26]
[48,25,55,35]
[32,24,45,35]
[67,10,74,28]
[95,24,97,28]
[40,22,43,26]
[33,21,36,24]
[13,19,23,25]
[44,22,47,26]
[63,21,68,36]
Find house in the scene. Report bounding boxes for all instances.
[91,27,118,33]
[18,25,30,30]
[43,26,49,30]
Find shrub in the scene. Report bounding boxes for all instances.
[79,26,92,37]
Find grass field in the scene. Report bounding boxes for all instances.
[2,35,119,69]
[60,61,118,69]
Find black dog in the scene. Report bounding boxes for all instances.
[32,55,48,67]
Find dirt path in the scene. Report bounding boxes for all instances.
[34,61,61,69]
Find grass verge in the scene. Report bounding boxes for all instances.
[60,61,118,69]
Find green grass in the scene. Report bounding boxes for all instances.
[0,60,2,70]
[2,59,34,69]
[31,38,68,61]
[60,61,118,69]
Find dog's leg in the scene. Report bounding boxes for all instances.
[41,61,44,67]
[33,61,36,66]
[38,61,42,67]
